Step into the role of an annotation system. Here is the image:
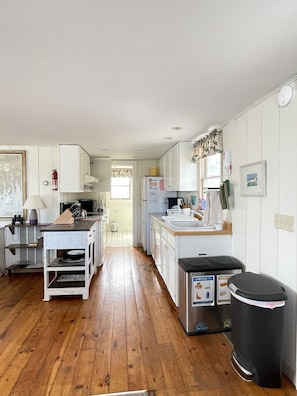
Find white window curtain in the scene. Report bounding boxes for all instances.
[192,129,223,162]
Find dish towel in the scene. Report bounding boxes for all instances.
[220,181,230,210]
[203,191,224,225]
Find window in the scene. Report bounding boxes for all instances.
[110,177,131,199]
[201,152,222,192]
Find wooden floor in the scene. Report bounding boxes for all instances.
[0,247,296,396]
[106,229,133,247]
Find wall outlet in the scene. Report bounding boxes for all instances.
[274,213,295,232]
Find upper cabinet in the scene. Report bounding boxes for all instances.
[59,145,91,192]
[160,142,197,191]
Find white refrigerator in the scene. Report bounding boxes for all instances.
[141,176,176,255]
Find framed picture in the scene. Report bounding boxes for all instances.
[240,160,266,197]
[0,150,26,217]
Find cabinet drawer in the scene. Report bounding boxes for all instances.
[44,232,87,249]
[177,235,231,258]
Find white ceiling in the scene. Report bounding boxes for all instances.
[1,0,297,160]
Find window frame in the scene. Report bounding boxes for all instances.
[110,176,132,200]
[200,152,222,200]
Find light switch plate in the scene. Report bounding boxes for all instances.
[274,213,295,232]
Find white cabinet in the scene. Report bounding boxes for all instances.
[150,218,161,273]
[158,155,165,177]
[42,221,98,301]
[161,142,197,191]
[163,144,178,191]
[59,145,90,192]
[161,227,177,303]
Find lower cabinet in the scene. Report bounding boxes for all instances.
[161,229,177,304]
[150,219,161,273]
[152,219,231,307]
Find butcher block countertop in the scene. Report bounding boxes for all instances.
[150,214,232,236]
[41,220,97,232]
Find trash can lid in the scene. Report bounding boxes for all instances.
[227,272,287,301]
[178,256,244,272]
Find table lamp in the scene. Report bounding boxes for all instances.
[23,195,46,225]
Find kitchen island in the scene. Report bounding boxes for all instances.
[41,220,98,301]
[150,214,232,306]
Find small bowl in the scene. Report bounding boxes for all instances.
[65,250,85,260]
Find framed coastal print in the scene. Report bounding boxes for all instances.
[0,150,26,217]
[240,160,266,197]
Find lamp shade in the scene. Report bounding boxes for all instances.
[23,195,46,225]
[23,195,45,209]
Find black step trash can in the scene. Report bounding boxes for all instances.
[227,272,287,388]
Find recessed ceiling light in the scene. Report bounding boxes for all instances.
[171,126,183,131]
[164,136,173,140]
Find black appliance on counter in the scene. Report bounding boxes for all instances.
[167,197,184,209]
[79,199,95,213]
[60,201,76,214]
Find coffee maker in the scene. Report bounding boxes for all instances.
[167,197,184,209]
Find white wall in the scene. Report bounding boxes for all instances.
[223,78,297,386]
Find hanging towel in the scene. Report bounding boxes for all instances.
[220,181,230,210]
[203,191,224,225]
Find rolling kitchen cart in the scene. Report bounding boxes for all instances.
[228,272,287,388]
[178,256,244,335]
[42,220,98,301]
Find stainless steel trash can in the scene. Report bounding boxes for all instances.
[228,272,287,388]
[178,256,244,335]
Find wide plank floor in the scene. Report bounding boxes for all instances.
[0,247,296,396]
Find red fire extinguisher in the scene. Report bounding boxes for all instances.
[52,169,58,191]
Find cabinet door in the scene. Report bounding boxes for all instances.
[160,233,177,305]
[163,150,171,190]
[160,236,167,282]
[151,220,161,273]
[150,222,156,259]
[166,242,177,304]
[154,223,161,273]
[81,149,90,188]
[59,145,82,192]
[158,155,165,177]
[164,146,178,191]
[170,144,178,191]
[59,145,90,192]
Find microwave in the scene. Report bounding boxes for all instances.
[60,201,76,214]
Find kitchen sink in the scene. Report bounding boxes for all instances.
[168,220,212,228]
[168,220,215,230]
[162,216,215,230]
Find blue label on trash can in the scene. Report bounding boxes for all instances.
[192,275,215,307]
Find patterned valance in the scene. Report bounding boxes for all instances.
[111,168,133,178]
[192,129,223,162]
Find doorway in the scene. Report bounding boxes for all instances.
[105,164,134,247]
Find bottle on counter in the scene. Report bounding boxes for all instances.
[98,200,105,213]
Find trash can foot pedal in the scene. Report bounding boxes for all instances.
[231,351,254,382]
